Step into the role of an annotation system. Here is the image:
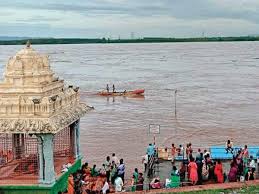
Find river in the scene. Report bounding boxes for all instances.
[0,42,258,176]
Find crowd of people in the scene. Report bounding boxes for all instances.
[168,141,258,187]
[64,153,127,194]
[63,141,258,193]
[64,152,146,194]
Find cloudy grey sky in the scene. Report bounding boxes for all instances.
[1,0,259,38]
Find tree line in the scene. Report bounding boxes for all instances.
[0,36,259,45]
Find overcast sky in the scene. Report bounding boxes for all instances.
[1,0,259,38]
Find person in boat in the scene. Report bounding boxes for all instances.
[106,84,109,93]
[112,84,115,93]
[226,139,233,154]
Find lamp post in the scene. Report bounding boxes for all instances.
[174,89,177,117]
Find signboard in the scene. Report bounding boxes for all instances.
[149,124,160,134]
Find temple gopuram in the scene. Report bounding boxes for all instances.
[0,42,90,193]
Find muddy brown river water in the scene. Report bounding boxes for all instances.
[0,42,258,176]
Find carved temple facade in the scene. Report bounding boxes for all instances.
[0,42,90,193]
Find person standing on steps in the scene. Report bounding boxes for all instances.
[188,157,198,185]
[142,152,148,172]
[171,143,176,165]
[111,153,120,166]
[104,156,111,182]
[117,159,125,183]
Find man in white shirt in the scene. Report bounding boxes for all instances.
[250,157,256,168]
[102,181,110,194]
[142,153,148,172]
[115,176,123,192]
[249,156,256,180]
[111,153,120,166]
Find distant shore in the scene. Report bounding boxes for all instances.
[0,36,259,45]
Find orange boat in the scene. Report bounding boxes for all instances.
[98,89,145,97]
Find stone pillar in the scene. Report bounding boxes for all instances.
[70,120,80,159]
[37,136,44,183]
[75,120,80,158]
[38,134,55,184]
[20,134,25,157]
[12,134,19,159]
[12,134,25,159]
[69,124,75,158]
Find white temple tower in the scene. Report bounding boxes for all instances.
[0,42,90,193]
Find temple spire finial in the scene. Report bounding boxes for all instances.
[26,40,31,48]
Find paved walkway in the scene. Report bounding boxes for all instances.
[124,180,259,193]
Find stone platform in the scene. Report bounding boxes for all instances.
[0,158,81,194]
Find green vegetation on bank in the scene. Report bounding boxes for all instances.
[174,185,259,194]
[1,36,259,45]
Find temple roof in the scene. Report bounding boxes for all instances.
[0,42,90,134]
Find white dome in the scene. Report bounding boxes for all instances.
[4,42,55,86]
[0,42,88,134]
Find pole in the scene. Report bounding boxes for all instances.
[174,89,177,117]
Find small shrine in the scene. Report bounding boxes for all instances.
[0,42,90,193]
